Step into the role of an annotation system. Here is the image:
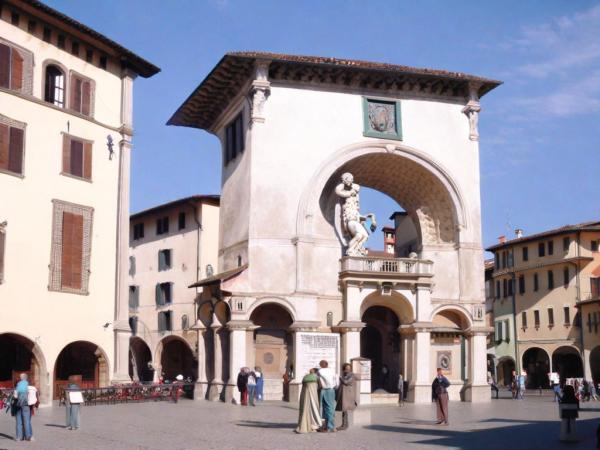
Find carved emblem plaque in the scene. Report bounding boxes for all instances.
[362,97,402,140]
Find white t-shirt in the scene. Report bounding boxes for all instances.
[27,386,38,406]
[247,374,256,386]
[318,367,338,389]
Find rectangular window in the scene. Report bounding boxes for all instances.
[504,320,510,342]
[563,267,569,287]
[494,253,499,269]
[57,34,65,49]
[548,270,554,289]
[522,246,528,262]
[133,223,144,240]
[0,223,5,284]
[508,278,514,296]
[156,217,169,235]
[0,119,25,176]
[548,308,554,327]
[538,242,545,257]
[86,49,93,63]
[158,249,172,271]
[495,280,500,299]
[563,236,570,252]
[534,310,540,328]
[508,252,514,268]
[503,279,508,298]
[588,313,593,333]
[71,42,79,56]
[178,212,186,230]
[129,255,136,276]
[43,26,51,42]
[564,307,570,326]
[224,112,244,165]
[158,311,172,332]
[99,55,107,70]
[69,73,93,116]
[592,278,600,299]
[548,240,554,255]
[502,251,507,269]
[48,200,93,294]
[518,275,525,294]
[0,43,25,93]
[595,312,599,334]
[10,11,19,25]
[592,240,599,252]
[522,311,527,328]
[155,282,172,305]
[62,134,92,180]
[495,322,503,342]
[27,20,36,33]
[128,285,139,310]
[534,273,539,292]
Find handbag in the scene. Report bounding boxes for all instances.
[10,396,19,417]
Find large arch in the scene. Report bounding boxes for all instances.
[0,333,48,400]
[360,291,414,324]
[247,297,297,323]
[129,337,153,383]
[54,341,109,399]
[496,356,516,387]
[522,347,550,389]
[250,302,294,400]
[296,142,468,246]
[552,346,583,383]
[430,305,473,330]
[155,335,197,382]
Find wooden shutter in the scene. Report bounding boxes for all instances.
[0,43,10,88]
[155,283,163,306]
[70,139,83,177]
[70,75,82,112]
[8,127,23,174]
[61,212,84,289]
[158,312,165,331]
[10,48,23,91]
[0,124,9,170]
[81,80,91,116]
[62,135,71,174]
[83,142,92,179]
[158,250,165,271]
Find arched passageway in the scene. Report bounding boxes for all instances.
[590,346,600,385]
[129,337,153,382]
[54,341,108,399]
[431,309,470,383]
[522,347,550,389]
[0,334,44,391]
[496,357,515,387]
[159,337,197,382]
[361,306,400,392]
[552,346,583,384]
[250,303,293,400]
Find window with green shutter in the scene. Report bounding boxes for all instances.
[129,256,136,276]
[158,249,172,271]
[129,285,139,310]
[155,283,164,306]
[155,282,172,306]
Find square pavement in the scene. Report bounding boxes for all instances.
[1,391,599,449]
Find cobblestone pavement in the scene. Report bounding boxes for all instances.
[1,391,599,450]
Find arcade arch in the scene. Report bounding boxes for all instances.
[522,347,550,389]
[129,337,153,382]
[0,333,47,398]
[156,336,196,382]
[54,341,109,399]
[552,346,583,383]
[496,356,516,387]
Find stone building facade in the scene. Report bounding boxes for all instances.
[127,196,220,383]
[487,221,600,387]
[168,52,499,404]
[0,0,158,403]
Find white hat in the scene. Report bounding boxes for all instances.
[176,374,184,381]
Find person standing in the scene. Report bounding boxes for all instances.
[27,384,39,441]
[518,372,526,400]
[511,370,518,399]
[553,381,562,402]
[398,373,404,405]
[335,363,357,431]
[65,381,82,430]
[255,367,264,402]
[247,370,257,406]
[14,373,32,441]
[488,372,499,399]
[317,360,338,432]
[432,368,450,425]
[237,367,249,406]
[295,369,322,433]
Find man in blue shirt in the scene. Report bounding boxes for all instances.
[14,373,32,441]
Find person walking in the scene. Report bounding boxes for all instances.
[247,370,257,406]
[511,370,518,399]
[14,373,32,442]
[237,367,249,406]
[294,369,322,433]
[255,367,264,402]
[518,372,526,400]
[432,368,450,426]
[65,381,83,430]
[26,383,39,441]
[553,382,562,402]
[336,363,357,431]
[317,360,338,432]
[488,372,499,399]
[398,373,404,405]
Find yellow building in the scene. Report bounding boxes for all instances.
[487,221,600,387]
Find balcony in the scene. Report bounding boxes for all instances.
[339,256,434,284]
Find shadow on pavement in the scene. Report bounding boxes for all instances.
[237,420,297,429]
[0,432,14,440]
[45,423,67,428]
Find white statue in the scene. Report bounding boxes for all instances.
[335,172,377,256]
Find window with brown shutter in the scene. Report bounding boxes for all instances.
[0,223,5,284]
[62,134,92,180]
[0,117,25,176]
[0,39,32,94]
[61,212,83,289]
[69,73,93,116]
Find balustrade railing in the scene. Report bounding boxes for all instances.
[59,382,195,406]
[341,256,433,275]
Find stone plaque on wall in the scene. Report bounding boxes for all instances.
[437,351,452,375]
[296,332,340,378]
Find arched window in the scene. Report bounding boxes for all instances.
[44,64,65,107]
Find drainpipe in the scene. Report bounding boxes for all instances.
[575,231,584,368]
[510,247,520,373]
[190,201,203,322]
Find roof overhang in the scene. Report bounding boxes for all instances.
[188,264,248,288]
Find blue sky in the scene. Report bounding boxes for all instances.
[47,0,600,251]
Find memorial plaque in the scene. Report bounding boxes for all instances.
[296,332,340,378]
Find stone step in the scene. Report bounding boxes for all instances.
[370,392,400,404]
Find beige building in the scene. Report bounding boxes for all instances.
[487,221,600,387]
[169,52,499,404]
[127,196,220,383]
[0,0,158,403]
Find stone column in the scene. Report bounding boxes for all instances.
[113,71,136,382]
[192,321,207,400]
[207,316,224,401]
[403,323,432,403]
[336,321,365,364]
[464,328,492,402]
[344,282,363,322]
[226,320,254,404]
